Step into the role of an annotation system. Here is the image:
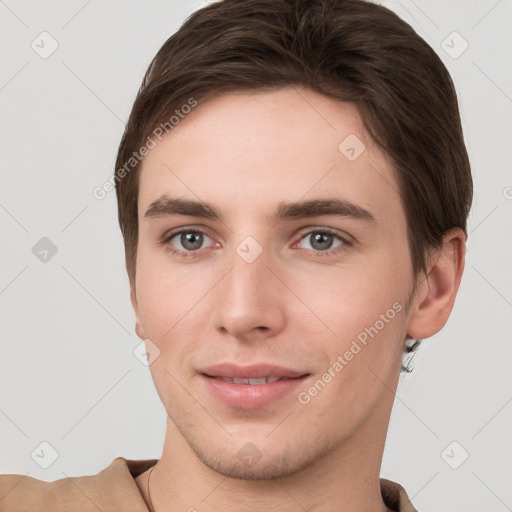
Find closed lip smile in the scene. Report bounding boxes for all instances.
[198,363,311,409]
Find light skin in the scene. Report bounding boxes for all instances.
[131,86,465,511]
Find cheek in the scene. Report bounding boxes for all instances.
[300,267,407,398]
[293,251,407,335]
[135,248,218,348]
[135,250,182,336]
[288,253,410,396]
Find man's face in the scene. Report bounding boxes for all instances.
[133,87,416,479]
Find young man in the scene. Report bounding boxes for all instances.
[0,0,472,510]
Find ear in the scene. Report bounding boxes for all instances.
[406,227,466,340]
[130,287,146,340]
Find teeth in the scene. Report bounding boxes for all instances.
[219,377,282,385]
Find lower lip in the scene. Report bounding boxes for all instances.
[201,375,308,409]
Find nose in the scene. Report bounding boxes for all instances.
[213,242,287,342]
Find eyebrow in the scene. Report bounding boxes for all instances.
[144,196,376,224]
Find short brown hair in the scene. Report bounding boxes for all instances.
[115,0,472,291]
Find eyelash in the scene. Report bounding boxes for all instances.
[161,227,351,259]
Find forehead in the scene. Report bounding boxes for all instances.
[138,87,404,229]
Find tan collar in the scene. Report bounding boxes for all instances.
[0,457,418,511]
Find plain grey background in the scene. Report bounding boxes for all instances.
[1,1,511,510]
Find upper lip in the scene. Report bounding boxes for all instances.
[199,363,309,379]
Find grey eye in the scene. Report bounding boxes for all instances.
[298,232,344,251]
[171,231,212,251]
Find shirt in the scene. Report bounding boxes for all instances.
[0,457,419,511]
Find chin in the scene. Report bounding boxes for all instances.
[188,434,335,481]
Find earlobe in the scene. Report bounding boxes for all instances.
[130,287,146,340]
[135,323,146,340]
[406,227,466,341]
